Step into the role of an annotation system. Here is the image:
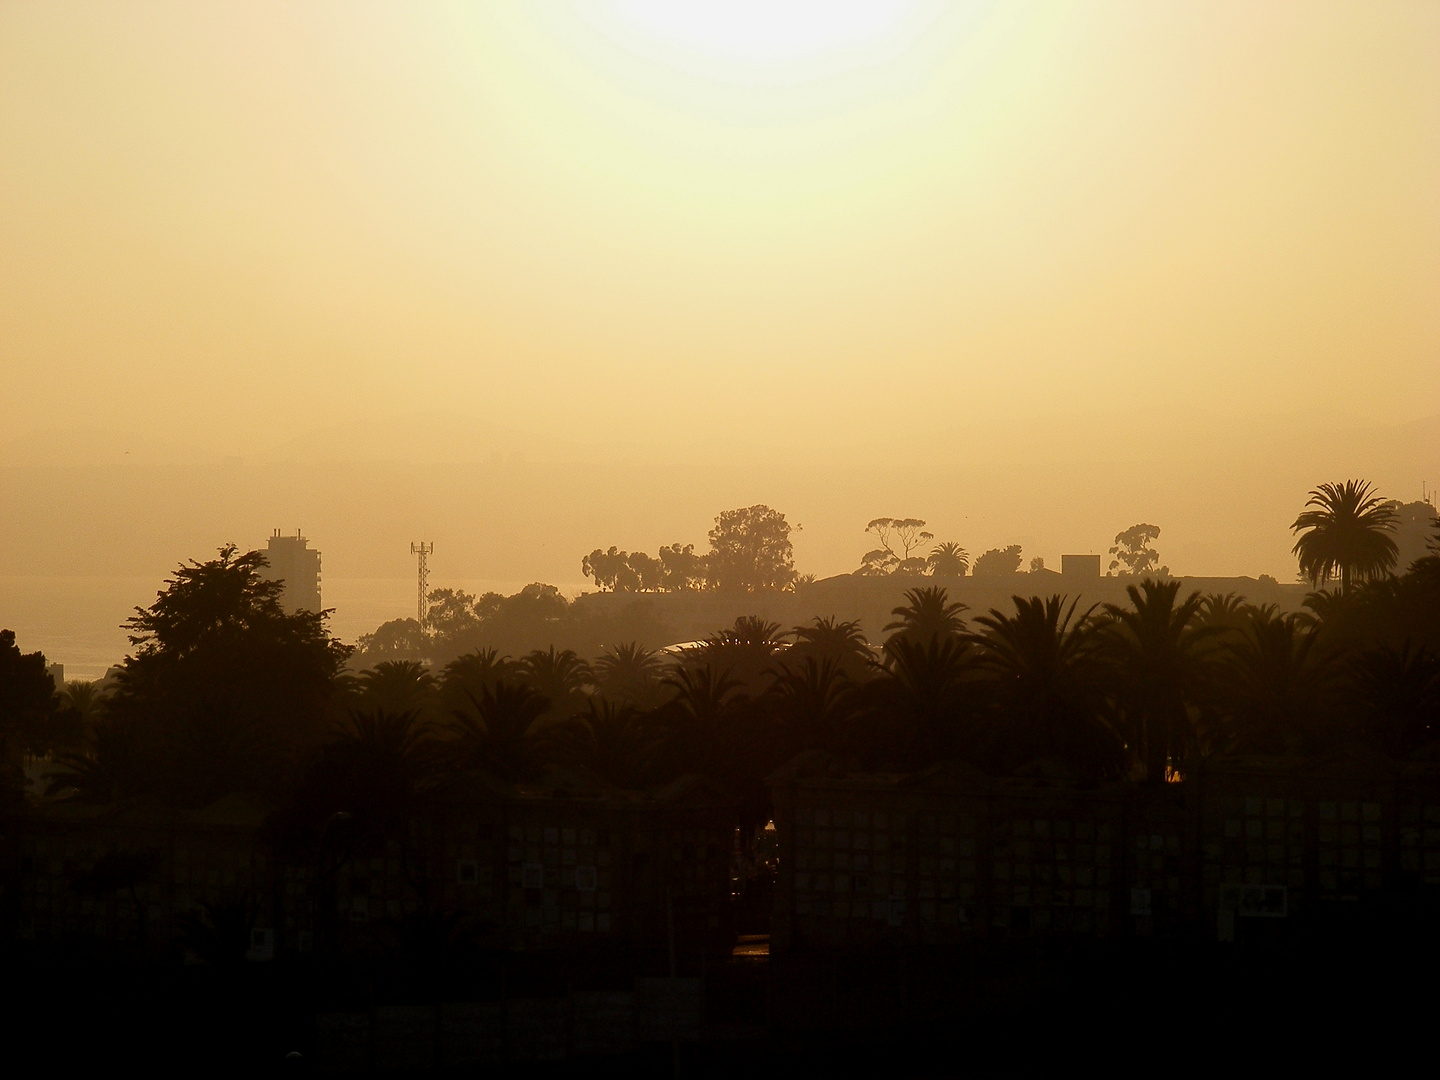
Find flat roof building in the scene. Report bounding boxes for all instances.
[264,529,322,614]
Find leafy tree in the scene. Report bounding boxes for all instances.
[865,518,934,563]
[856,548,898,577]
[972,545,1023,577]
[0,629,59,770]
[104,545,351,806]
[657,543,707,591]
[1291,480,1397,593]
[354,618,425,663]
[1029,557,1046,572]
[582,547,630,592]
[424,588,484,640]
[707,505,796,592]
[926,542,969,578]
[1109,524,1166,578]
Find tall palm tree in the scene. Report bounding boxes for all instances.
[865,635,977,769]
[1217,610,1337,755]
[768,656,858,759]
[517,647,594,715]
[972,596,1123,778]
[451,682,552,783]
[1348,641,1440,758]
[593,642,665,707]
[1291,480,1398,593]
[553,698,655,789]
[787,616,874,682]
[1102,579,1219,782]
[439,648,517,712]
[926,542,970,578]
[357,661,438,715]
[655,664,744,779]
[884,586,968,646]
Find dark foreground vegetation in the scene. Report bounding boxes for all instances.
[1,480,1437,1071]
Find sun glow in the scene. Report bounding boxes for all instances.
[573,0,951,86]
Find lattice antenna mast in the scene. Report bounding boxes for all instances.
[410,542,434,628]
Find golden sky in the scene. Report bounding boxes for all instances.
[2,1,1438,588]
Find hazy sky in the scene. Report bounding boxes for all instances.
[3,2,1439,599]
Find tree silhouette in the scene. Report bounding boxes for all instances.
[439,647,518,713]
[552,697,654,789]
[0,629,59,775]
[1348,642,1440,758]
[865,635,977,769]
[883,587,967,649]
[1102,579,1218,782]
[594,642,665,707]
[102,544,350,805]
[707,505,796,592]
[517,646,594,716]
[865,518,934,562]
[1218,610,1338,755]
[768,657,858,760]
[1291,480,1398,593]
[788,616,873,683]
[1109,524,1166,577]
[926,542,969,578]
[451,682,552,783]
[356,661,437,716]
[972,596,1123,778]
[972,545,1023,577]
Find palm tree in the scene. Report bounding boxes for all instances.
[45,716,148,802]
[1348,641,1440,758]
[688,617,785,697]
[553,697,654,789]
[883,586,967,647]
[972,596,1123,778]
[787,616,874,682]
[655,664,744,779]
[593,642,665,707]
[439,648,517,712]
[451,682,552,783]
[517,647,594,715]
[768,656,858,759]
[1102,579,1219,782]
[926,542,970,578]
[865,635,977,768]
[1291,480,1398,593]
[1217,610,1337,755]
[356,661,438,715]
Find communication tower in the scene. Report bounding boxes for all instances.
[411,542,434,628]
